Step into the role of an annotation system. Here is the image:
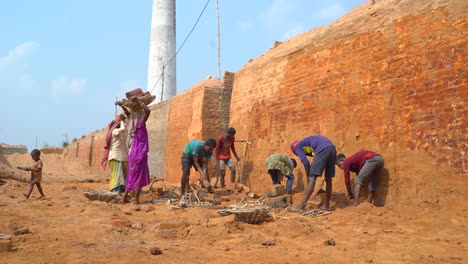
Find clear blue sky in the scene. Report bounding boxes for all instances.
[0,0,366,150]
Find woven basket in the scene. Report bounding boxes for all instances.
[232,207,271,224]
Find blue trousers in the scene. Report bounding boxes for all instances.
[268,170,294,192]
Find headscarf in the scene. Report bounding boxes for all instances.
[290,141,299,155]
[101,116,121,170]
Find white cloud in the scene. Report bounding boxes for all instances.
[283,23,308,39]
[0,41,39,69]
[51,76,87,96]
[316,3,346,20]
[0,41,39,92]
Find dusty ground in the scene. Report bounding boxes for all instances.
[1,153,467,264]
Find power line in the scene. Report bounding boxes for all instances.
[150,0,212,95]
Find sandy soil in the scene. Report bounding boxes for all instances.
[0,171,466,264]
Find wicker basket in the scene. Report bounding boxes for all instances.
[233,207,271,224]
[218,206,271,224]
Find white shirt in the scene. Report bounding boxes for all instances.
[108,122,128,161]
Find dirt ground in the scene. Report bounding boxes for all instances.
[0,153,467,264]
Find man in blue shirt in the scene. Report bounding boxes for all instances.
[181,139,217,195]
[290,135,336,211]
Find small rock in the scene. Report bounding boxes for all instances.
[265,194,292,208]
[324,239,336,246]
[83,190,117,202]
[14,227,31,235]
[268,185,285,197]
[131,222,144,230]
[62,186,77,191]
[112,218,132,228]
[131,206,141,212]
[261,240,276,246]
[143,205,154,212]
[247,192,260,199]
[0,234,13,240]
[123,210,133,215]
[150,247,162,255]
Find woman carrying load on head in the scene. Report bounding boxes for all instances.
[119,89,151,204]
[101,114,128,194]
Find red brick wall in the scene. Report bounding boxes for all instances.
[64,129,107,176]
[230,3,467,203]
[64,78,232,183]
[164,78,226,183]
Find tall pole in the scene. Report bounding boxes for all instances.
[216,0,221,79]
[147,0,176,103]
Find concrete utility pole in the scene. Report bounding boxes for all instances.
[147,0,176,103]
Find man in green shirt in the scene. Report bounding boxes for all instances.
[181,139,217,195]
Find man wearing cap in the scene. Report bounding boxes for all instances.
[213,127,240,188]
[335,150,384,206]
[290,135,336,211]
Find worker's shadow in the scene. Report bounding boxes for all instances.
[241,160,254,185]
[294,171,305,192]
[374,167,390,207]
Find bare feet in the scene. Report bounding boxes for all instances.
[121,198,130,204]
[37,196,45,200]
[23,194,29,199]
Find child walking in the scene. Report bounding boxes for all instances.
[17,149,45,199]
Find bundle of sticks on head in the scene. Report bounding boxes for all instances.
[116,88,156,111]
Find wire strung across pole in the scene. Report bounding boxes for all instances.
[149,0,212,96]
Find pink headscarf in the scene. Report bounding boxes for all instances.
[290,141,299,155]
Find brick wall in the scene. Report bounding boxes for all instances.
[147,101,170,179]
[40,147,64,155]
[164,78,227,183]
[0,144,28,155]
[65,78,233,183]
[229,1,467,204]
[64,129,107,175]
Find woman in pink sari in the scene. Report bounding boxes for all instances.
[121,96,151,204]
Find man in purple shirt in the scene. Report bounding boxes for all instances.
[336,150,384,206]
[290,135,336,211]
